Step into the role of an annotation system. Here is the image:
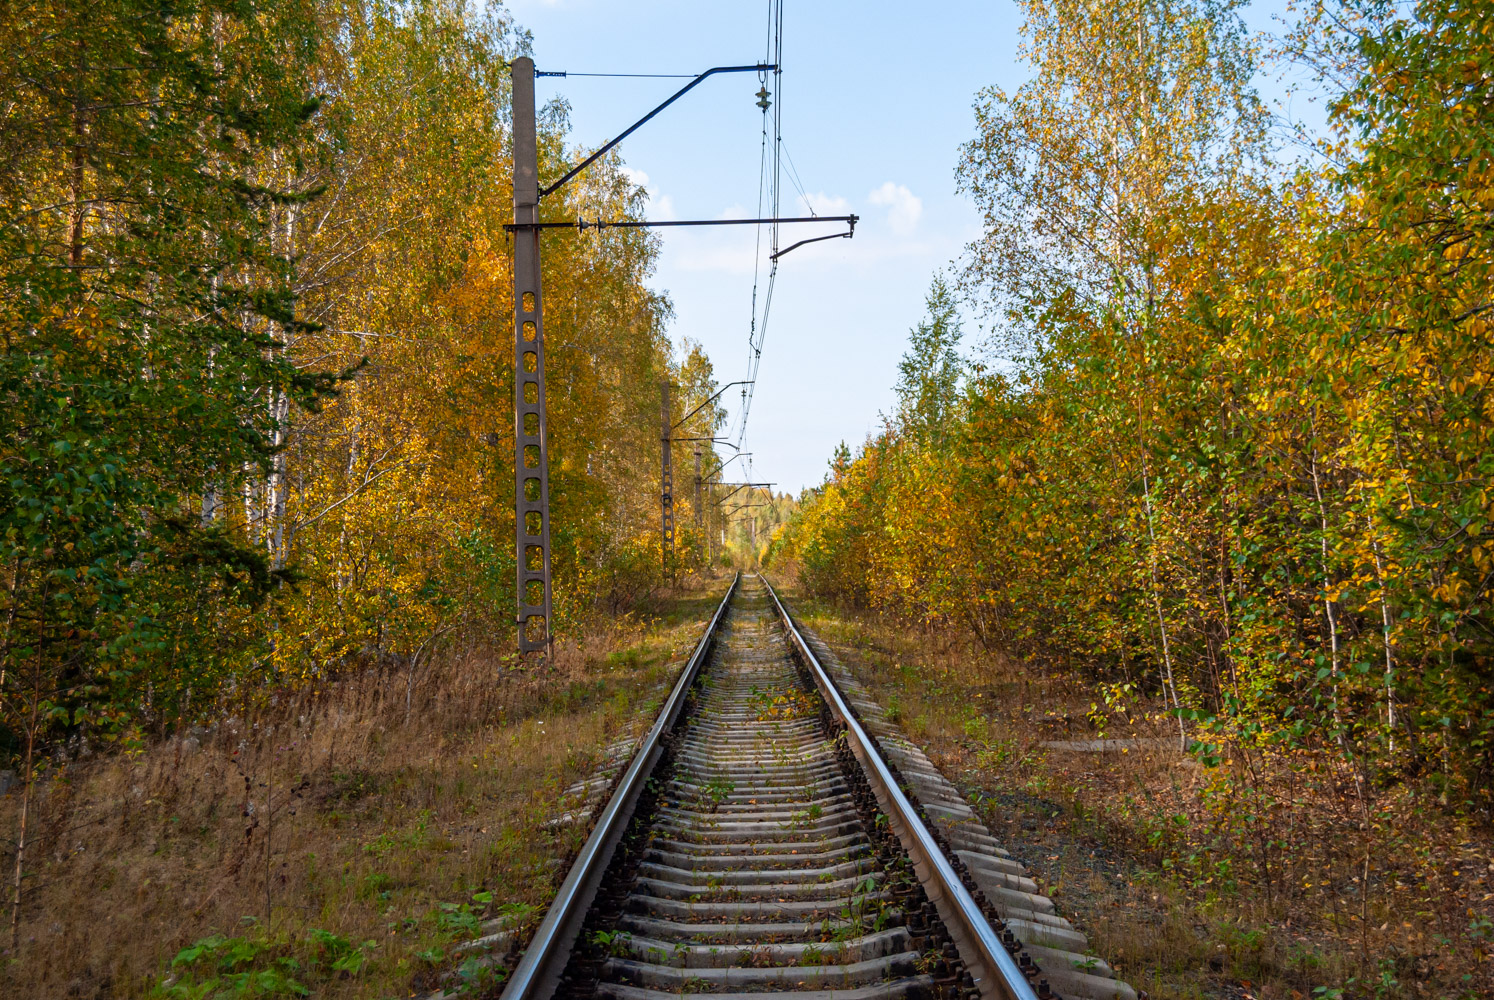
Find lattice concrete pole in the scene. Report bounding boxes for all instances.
[694,448,703,553]
[512,56,553,656]
[660,380,675,572]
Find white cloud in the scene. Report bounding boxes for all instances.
[800,191,852,216]
[867,182,923,235]
[620,167,675,221]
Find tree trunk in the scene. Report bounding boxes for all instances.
[1309,447,1344,741]
[1368,524,1397,752]
[1139,445,1186,749]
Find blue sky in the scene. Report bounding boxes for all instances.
[505,0,1323,493]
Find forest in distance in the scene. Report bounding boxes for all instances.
[2,0,1493,996]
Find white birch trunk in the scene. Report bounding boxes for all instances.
[1139,448,1186,749]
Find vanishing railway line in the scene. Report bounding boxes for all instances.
[490,575,1138,1000]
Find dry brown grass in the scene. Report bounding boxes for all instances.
[787,590,1494,1000]
[0,579,730,999]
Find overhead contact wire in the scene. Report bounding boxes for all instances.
[736,0,783,454]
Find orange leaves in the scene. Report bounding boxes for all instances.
[788,0,1494,798]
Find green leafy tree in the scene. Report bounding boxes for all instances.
[895,276,966,448]
[0,0,336,944]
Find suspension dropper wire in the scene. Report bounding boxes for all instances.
[731,28,773,450]
[735,0,784,452]
[730,85,768,445]
[733,31,770,450]
[780,138,813,214]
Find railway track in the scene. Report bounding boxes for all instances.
[493,574,1138,1000]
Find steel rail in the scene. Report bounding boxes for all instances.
[499,572,741,1000]
[758,573,1042,1000]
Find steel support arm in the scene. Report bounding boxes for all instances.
[674,381,752,431]
[710,482,774,505]
[673,436,737,446]
[506,215,856,232]
[540,65,774,201]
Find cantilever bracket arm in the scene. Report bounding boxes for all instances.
[710,482,774,505]
[504,215,856,232]
[674,380,753,431]
[770,216,858,260]
[539,64,775,201]
[674,437,739,447]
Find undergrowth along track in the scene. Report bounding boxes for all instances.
[494,575,1138,1000]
